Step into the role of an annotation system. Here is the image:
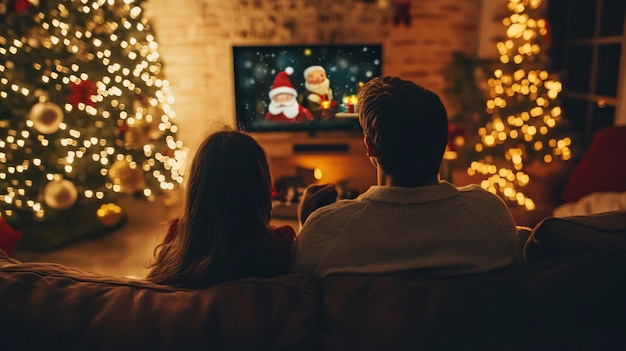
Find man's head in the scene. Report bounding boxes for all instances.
[358,76,448,186]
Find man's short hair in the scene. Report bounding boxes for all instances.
[358,76,448,185]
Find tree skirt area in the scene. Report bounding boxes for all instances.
[14,200,126,252]
[12,196,175,278]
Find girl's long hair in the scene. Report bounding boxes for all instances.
[147,131,285,288]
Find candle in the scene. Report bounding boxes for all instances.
[349,95,358,113]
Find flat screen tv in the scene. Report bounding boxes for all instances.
[233,44,383,133]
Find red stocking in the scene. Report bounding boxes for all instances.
[394,0,411,27]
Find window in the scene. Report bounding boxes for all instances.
[549,0,626,149]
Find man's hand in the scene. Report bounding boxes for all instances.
[298,184,338,227]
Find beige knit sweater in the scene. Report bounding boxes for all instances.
[290,181,522,277]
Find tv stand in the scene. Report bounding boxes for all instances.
[252,130,375,194]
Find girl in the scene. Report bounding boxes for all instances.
[147,130,295,288]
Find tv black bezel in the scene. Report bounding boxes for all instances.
[232,43,383,133]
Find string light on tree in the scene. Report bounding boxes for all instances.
[0,0,187,247]
[467,0,573,210]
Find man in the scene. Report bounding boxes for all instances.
[290,76,522,278]
[266,67,313,123]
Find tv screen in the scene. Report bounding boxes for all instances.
[233,44,383,133]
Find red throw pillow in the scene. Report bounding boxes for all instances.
[562,126,626,203]
[0,217,22,256]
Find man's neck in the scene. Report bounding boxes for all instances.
[377,168,438,187]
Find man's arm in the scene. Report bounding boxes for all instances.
[290,199,340,275]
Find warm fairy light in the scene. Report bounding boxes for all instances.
[468,0,570,210]
[314,168,323,180]
[0,0,187,221]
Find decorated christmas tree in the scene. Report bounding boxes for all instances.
[0,0,186,251]
[454,0,573,210]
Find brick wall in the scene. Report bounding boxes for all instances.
[144,0,493,153]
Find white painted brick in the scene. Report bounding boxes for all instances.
[144,0,487,152]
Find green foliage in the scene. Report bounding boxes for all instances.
[0,0,184,248]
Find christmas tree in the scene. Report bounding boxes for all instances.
[458,0,573,210]
[0,0,186,250]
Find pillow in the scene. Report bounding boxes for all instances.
[0,217,22,257]
[524,210,626,262]
[554,192,626,217]
[561,126,626,203]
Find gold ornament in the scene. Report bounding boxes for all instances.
[29,102,64,134]
[134,99,165,140]
[108,159,146,194]
[124,98,164,148]
[26,26,53,49]
[43,179,78,210]
[68,37,92,62]
[108,0,129,16]
[87,9,114,35]
[96,203,124,227]
[124,121,152,149]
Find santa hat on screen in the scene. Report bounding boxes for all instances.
[303,65,325,78]
[269,67,298,99]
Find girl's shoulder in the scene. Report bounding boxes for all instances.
[273,225,296,241]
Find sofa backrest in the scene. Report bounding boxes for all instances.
[0,252,319,351]
[319,251,626,351]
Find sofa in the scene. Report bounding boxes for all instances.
[552,125,626,218]
[1,211,626,351]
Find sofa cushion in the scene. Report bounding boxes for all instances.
[0,250,319,351]
[319,253,626,351]
[524,210,626,262]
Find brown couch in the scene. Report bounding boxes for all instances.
[1,211,626,351]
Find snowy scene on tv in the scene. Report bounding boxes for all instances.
[233,45,382,132]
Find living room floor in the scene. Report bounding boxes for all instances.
[12,196,172,279]
[12,196,299,279]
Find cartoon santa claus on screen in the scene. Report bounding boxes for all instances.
[266,67,313,123]
[302,65,333,108]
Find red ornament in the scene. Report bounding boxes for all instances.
[117,122,128,135]
[543,18,552,44]
[14,0,32,12]
[447,124,467,152]
[66,79,97,107]
[0,217,22,256]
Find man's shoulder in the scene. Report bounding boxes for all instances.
[304,198,364,223]
[456,183,499,199]
[454,183,512,214]
[316,197,361,212]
